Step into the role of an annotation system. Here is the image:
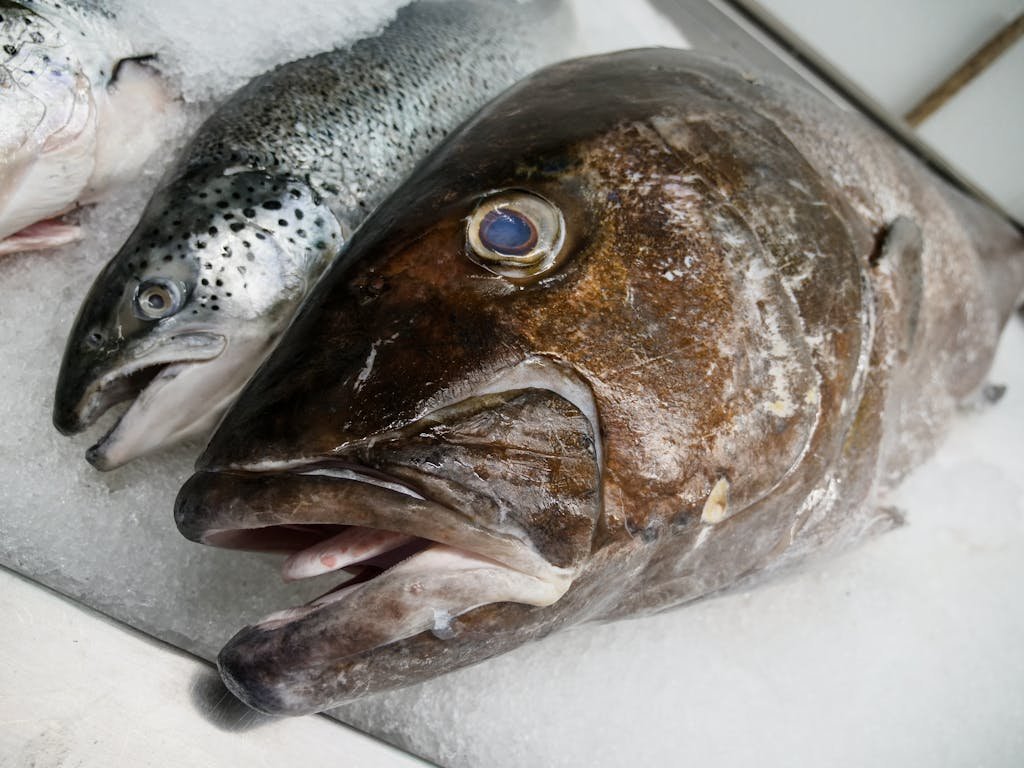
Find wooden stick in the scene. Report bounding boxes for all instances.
[905,13,1024,127]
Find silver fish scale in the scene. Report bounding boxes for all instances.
[175,0,571,230]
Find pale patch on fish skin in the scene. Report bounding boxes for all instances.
[741,258,802,418]
[700,476,731,524]
[354,340,381,392]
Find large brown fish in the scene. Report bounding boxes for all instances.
[174,49,1024,715]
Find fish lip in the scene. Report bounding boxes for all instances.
[53,331,226,435]
[176,461,569,584]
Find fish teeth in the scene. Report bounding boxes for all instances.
[281,526,414,581]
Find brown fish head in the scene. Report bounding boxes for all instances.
[175,50,828,714]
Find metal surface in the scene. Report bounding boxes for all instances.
[0,566,425,768]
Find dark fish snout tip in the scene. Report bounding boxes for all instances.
[84,442,115,472]
[173,471,222,542]
[218,638,304,716]
[52,405,85,437]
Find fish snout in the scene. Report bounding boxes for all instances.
[52,349,110,435]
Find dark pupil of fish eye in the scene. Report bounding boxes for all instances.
[479,208,538,256]
[145,291,166,310]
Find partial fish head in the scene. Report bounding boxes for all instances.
[53,168,342,469]
[175,51,825,714]
[0,1,96,250]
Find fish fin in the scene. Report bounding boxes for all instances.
[872,216,923,360]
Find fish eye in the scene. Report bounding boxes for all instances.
[133,279,184,321]
[466,190,564,279]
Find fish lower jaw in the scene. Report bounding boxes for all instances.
[203,518,573,622]
[252,531,569,631]
[0,217,83,256]
[205,519,571,713]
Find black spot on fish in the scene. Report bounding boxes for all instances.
[208,227,218,236]
[262,201,282,210]
[294,209,304,220]
[278,219,288,227]
[230,223,245,232]
[243,208,256,218]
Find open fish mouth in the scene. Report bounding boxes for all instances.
[0,216,83,255]
[54,331,230,468]
[175,367,603,713]
[84,359,209,469]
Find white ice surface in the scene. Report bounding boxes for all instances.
[118,0,409,101]
[2,1,1023,766]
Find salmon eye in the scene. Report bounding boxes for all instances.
[467,190,564,279]
[134,279,184,320]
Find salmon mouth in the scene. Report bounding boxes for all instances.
[173,370,603,714]
[84,359,208,469]
[54,331,231,469]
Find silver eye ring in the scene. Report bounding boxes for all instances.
[466,190,564,279]
[134,279,184,320]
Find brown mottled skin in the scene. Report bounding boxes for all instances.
[174,50,1024,714]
